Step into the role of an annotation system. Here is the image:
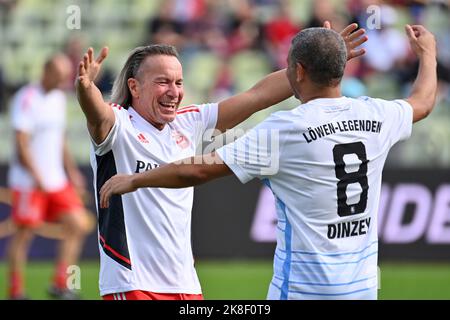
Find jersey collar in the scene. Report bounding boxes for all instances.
[308,96,349,106]
[307,96,348,106]
[128,107,170,135]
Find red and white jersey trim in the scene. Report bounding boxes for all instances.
[177,106,200,114]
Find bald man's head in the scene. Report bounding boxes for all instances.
[41,54,73,92]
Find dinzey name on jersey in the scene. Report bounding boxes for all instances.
[135,160,161,173]
[303,120,383,143]
[327,217,371,239]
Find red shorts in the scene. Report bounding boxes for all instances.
[11,184,83,227]
[102,290,204,301]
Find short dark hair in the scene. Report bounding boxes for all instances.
[111,45,180,107]
[289,28,347,87]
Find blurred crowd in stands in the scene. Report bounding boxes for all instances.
[143,0,450,104]
[0,0,449,166]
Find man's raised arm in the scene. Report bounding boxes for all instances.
[404,25,438,123]
[215,22,368,132]
[76,47,115,144]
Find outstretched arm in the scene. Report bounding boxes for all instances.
[215,69,291,132]
[99,153,231,208]
[215,22,368,132]
[75,47,115,144]
[404,25,437,123]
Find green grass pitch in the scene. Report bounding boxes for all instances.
[1,260,450,300]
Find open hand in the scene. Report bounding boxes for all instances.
[76,47,109,90]
[324,21,368,61]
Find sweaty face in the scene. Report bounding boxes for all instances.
[134,55,184,129]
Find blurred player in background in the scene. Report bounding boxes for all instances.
[76,20,366,299]
[99,24,437,300]
[6,54,89,300]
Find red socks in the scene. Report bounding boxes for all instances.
[9,270,23,299]
[53,262,68,289]
[9,262,68,298]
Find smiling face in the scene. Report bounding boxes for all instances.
[129,55,184,130]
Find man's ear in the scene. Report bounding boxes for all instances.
[128,78,139,99]
[296,63,305,83]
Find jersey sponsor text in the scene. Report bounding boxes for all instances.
[303,120,383,143]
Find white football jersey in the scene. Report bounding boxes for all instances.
[90,103,218,296]
[217,96,413,300]
[8,85,68,191]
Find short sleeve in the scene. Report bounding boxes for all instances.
[10,90,35,133]
[216,112,289,184]
[90,106,125,156]
[360,97,413,147]
[176,103,218,146]
[198,103,219,141]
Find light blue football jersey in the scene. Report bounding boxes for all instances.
[217,96,413,300]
